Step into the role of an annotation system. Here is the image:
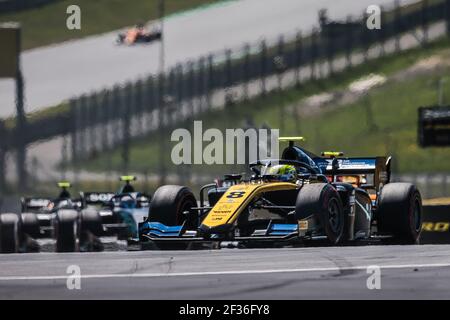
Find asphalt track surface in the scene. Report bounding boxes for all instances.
[0,0,419,118]
[1,244,450,299]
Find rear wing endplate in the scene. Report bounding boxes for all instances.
[81,192,115,206]
[21,197,52,211]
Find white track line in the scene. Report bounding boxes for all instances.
[0,262,450,281]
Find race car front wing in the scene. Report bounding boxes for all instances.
[139,216,316,244]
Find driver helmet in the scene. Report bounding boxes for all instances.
[267,164,297,182]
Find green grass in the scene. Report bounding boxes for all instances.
[0,0,224,50]
[76,38,450,175]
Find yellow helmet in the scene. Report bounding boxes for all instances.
[267,165,297,182]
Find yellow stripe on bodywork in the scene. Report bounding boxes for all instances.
[202,182,298,228]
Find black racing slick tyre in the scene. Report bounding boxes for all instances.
[79,209,103,252]
[148,185,197,228]
[54,210,79,252]
[295,183,345,244]
[377,183,422,244]
[80,209,102,236]
[0,213,21,253]
[21,213,40,239]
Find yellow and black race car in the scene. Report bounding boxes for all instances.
[140,137,423,248]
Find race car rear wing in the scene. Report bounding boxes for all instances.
[313,156,391,190]
[80,192,115,206]
[21,197,52,212]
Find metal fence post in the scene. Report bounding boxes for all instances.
[422,0,429,46]
[295,31,302,87]
[157,73,164,126]
[243,43,250,100]
[345,16,353,69]
[378,8,385,57]
[134,79,144,136]
[260,40,267,96]
[361,10,369,63]
[157,73,167,185]
[89,93,98,158]
[446,0,450,36]
[326,28,334,76]
[207,55,214,110]
[15,69,27,192]
[174,64,183,121]
[102,91,111,152]
[225,49,233,106]
[394,0,401,52]
[276,35,285,90]
[310,29,318,80]
[167,68,176,127]
[113,87,122,153]
[145,76,155,132]
[70,99,79,164]
[121,83,132,173]
[196,57,204,113]
[60,134,68,180]
[184,62,193,118]
[80,95,88,160]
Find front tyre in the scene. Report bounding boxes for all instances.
[148,185,197,228]
[147,185,197,250]
[295,183,345,244]
[0,213,21,253]
[377,183,422,244]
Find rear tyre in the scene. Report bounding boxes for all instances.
[0,213,21,253]
[377,183,422,244]
[20,213,41,252]
[295,183,345,244]
[80,209,102,236]
[21,213,40,238]
[54,210,79,252]
[148,185,197,227]
[79,209,103,252]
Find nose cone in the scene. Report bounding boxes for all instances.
[198,223,234,238]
